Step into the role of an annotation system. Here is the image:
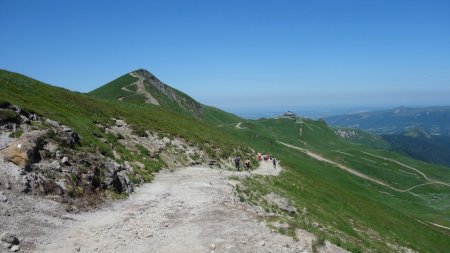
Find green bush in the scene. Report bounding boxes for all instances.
[0,99,11,108]
[0,109,21,124]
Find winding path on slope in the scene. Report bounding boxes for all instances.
[278,141,450,195]
[35,164,346,253]
[361,151,450,187]
[121,73,160,105]
[278,141,450,231]
[277,141,406,192]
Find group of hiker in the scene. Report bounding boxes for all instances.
[234,152,277,171]
[233,156,250,171]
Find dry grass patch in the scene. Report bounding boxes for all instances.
[6,146,28,167]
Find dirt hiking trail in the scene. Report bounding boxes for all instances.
[35,164,346,253]
[251,159,282,176]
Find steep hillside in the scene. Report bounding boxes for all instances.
[0,69,253,201]
[325,106,450,135]
[220,116,450,252]
[89,69,242,126]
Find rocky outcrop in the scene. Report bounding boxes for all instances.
[113,171,132,194]
[107,118,218,169]
[0,103,235,215]
[335,129,360,139]
[104,158,133,194]
[44,119,80,147]
[0,105,129,210]
[1,130,46,168]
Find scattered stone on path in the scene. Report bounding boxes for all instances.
[1,232,19,245]
[209,243,216,250]
[0,191,7,202]
[1,232,20,251]
[10,245,20,252]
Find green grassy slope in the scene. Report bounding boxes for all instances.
[220,117,450,252]
[202,105,242,125]
[89,73,138,101]
[88,69,241,125]
[0,70,248,163]
[2,69,449,252]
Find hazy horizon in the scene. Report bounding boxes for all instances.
[1,1,450,110]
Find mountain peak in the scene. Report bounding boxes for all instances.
[90,69,204,117]
[130,68,160,81]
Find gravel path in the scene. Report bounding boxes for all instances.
[33,165,346,253]
[251,159,282,176]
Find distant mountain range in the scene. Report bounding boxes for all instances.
[325,106,450,136]
[325,106,450,167]
[381,128,450,167]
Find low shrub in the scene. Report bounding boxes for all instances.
[0,109,21,124]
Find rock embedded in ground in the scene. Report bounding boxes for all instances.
[264,192,297,214]
[0,191,7,202]
[1,130,46,168]
[10,244,20,252]
[114,119,125,127]
[1,232,19,246]
[49,160,61,172]
[113,171,133,194]
[61,157,70,165]
[45,119,60,128]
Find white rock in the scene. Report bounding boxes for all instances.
[10,245,20,252]
[115,120,125,127]
[45,119,60,128]
[209,243,216,250]
[61,157,70,165]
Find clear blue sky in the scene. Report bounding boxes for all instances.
[1,0,450,112]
